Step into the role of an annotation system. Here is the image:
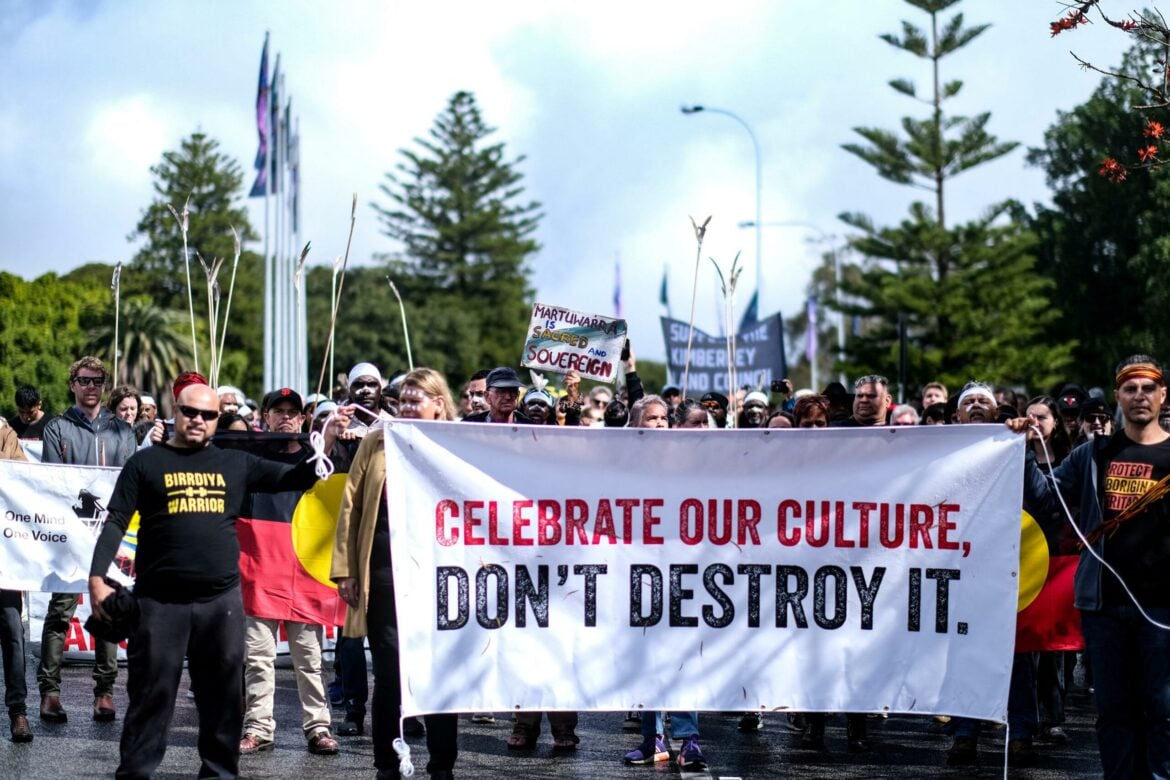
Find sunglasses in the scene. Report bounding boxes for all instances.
[73,376,105,387]
[178,405,219,422]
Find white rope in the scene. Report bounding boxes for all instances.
[306,413,336,480]
[393,734,415,776]
[1034,427,1170,631]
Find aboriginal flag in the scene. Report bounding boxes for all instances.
[219,432,347,626]
[1015,502,1083,652]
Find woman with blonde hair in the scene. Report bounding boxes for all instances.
[332,367,458,780]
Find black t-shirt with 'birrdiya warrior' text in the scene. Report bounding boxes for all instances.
[90,442,317,603]
[1101,433,1170,608]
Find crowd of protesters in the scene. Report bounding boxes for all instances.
[1,344,1168,778]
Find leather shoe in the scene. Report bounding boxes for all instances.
[39,695,67,723]
[10,715,32,743]
[239,732,274,754]
[307,728,339,755]
[93,694,116,722]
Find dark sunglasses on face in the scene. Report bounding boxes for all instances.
[74,376,105,387]
[178,405,219,422]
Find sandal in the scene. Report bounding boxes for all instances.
[507,731,537,750]
[552,733,580,751]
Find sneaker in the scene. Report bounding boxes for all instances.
[1040,725,1069,744]
[677,736,707,770]
[470,712,496,724]
[623,734,669,765]
[623,712,642,731]
[946,736,977,766]
[737,712,764,732]
[336,716,364,736]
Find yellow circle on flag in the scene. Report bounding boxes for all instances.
[1018,509,1049,612]
[291,473,348,589]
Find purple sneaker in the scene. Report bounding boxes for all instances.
[677,736,707,770]
[623,734,669,765]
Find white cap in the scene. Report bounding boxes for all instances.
[348,363,383,387]
[304,393,328,406]
[744,391,769,407]
[217,385,244,399]
[314,400,338,420]
[140,395,156,407]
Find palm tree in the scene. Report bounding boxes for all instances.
[87,298,193,405]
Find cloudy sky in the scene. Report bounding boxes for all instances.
[0,1,1131,363]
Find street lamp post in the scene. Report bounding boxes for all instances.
[739,220,846,386]
[680,105,763,308]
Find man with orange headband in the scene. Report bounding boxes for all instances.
[1011,354,1170,777]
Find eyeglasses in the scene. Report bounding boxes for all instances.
[490,388,520,399]
[73,376,105,387]
[854,375,888,388]
[177,405,219,422]
[1084,414,1110,424]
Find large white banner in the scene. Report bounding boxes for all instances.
[385,422,1024,722]
[0,461,130,592]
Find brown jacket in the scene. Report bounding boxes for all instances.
[330,430,386,638]
[0,420,27,462]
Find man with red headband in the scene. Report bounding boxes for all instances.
[1012,354,1170,777]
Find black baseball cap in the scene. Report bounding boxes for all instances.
[700,391,729,411]
[261,387,304,412]
[486,367,524,389]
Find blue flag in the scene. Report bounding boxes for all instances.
[248,34,269,198]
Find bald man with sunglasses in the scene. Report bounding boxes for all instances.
[88,383,348,780]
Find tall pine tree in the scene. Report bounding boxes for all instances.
[126,131,264,392]
[369,91,541,381]
[837,0,1072,396]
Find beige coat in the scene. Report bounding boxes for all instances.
[331,429,386,638]
[0,420,26,462]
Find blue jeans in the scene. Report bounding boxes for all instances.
[1081,605,1170,779]
[642,711,698,740]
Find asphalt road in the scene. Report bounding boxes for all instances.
[1,660,1105,779]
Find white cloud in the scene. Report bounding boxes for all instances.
[85,94,173,188]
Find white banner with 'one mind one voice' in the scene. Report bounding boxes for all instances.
[383,421,1024,722]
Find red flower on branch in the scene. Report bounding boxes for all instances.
[1145,120,1165,139]
[1118,19,1138,32]
[1138,144,1159,162]
[1050,10,1090,37]
[1099,157,1128,182]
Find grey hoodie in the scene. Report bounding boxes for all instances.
[41,405,136,467]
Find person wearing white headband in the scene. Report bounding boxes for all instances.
[955,383,998,425]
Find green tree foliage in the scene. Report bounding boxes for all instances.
[836,0,1073,395]
[366,91,541,382]
[0,272,108,414]
[126,131,264,393]
[1027,39,1170,387]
